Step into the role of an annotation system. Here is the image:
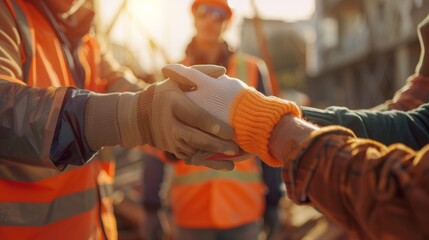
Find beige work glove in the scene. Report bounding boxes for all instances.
[84,67,239,161]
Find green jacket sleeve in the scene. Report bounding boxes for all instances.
[302,103,429,150]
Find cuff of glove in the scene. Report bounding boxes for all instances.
[137,84,155,146]
[85,93,122,150]
[231,89,302,167]
[85,86,154,150]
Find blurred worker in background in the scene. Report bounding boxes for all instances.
[142,0,283,239]
[0,0,237,239]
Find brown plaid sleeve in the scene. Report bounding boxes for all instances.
[282,126,429,239]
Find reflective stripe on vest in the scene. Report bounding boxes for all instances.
[0,188,96,226]
[228,53,259,88]
[171,159,265,228]
[5,0,33,83]
[173,168,261,185]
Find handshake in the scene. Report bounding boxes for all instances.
[85,64,302,170]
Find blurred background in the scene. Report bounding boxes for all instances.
[91,0,429,239]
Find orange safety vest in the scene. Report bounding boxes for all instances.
[0,1,116,239]
[173,54,266,229]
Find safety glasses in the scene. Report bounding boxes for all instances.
[194,4,229,22]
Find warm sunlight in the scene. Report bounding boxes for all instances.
[97,0,315,73]
[230,0,315,21]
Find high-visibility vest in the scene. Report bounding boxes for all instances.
[227,53,260,88]
[0,1,116,239]
[173,54,266,229]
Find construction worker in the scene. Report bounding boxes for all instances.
[0,1,238,239]
[142,1,283,239]
[163,63,429,239]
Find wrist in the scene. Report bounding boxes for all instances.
[117,92,143,147]
[231,89,301,167]
[269,115,319,161]
[84,93,122,150]
[137,85,155,146]
[84,89,153,150]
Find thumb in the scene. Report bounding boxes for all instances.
[162,64,226,91]
[187,151,235,171]
[162,64,197,91]
[191,65,226,78]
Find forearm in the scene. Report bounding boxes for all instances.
[302,104,429,150]
[0,82,95,169]
[272,116,429,239]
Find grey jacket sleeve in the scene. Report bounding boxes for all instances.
[0,83,96,170]
[302,103,429,150]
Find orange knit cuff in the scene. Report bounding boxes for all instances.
[231,89,302,167]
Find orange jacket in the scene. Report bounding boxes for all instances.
[0,1,137,239]
[171,53,269,228]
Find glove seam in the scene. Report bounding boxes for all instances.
[137,85,155,145]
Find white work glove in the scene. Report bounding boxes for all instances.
[174,65,251,170]
[162,64,302,167]
[163,64,250,124]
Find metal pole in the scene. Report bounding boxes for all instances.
[104,0,129,37]
[249,0,280,96]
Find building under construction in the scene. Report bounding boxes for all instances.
[307,0,429,109]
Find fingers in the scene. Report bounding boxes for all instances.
[205,151,255,162]
[162,64,198,91]
[176,121,238,156]
[173,96,234,140]
[173,140,197,159]
[190,65,226,78]
[162,64,213,89]
[187,151,235,171]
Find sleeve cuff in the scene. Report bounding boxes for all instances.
[50,88,97,170]
[302,106,339,126]
[282,126,355,204]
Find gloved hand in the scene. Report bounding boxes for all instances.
[84,74,239,160]
[184,150,254,170]
[162,64,302,166]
